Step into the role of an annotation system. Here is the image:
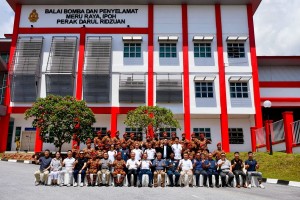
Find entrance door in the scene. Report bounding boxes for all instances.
[20,131,36,151]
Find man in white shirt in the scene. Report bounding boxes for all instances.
[171,137,182,160]
[138,153,153,188]
[178,153,193,187]
[217,153,234,187]
[132,143,143,161]
[60,150,76,187]
[126,152,139,187]
[144,143,156,161]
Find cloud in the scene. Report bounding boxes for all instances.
[254,0,300,55]
[0,1,14,37]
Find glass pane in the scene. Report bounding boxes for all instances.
[130,53,135,57]
[160,47,164,52]
[207,87,213,92]
[208,93,213,98]
[200,53,205,57]
[237,93,242,98]
[130,47,135,51]
[124,47,129,52]
[200,47,205,52]
[166,53,171,57]
[136,53,141,57]
[124,53,129,57]
[231,93,236,98]
[159,53,164,58]
[243,93,248,98]
[172,53,177,57]
[166,47,171,52]
[206,53,211,57]
[196,93,201,98]
[202,93,207,98]
[195,87,200,91]
[194,53,199,57]
[136,47,141,52]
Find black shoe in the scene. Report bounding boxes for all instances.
[105,184,109,187]
[88,183,91,187]
[134,184,137,187]
[209,184,213,188]
[175,184,180,187]
[189,184,193,188]
[181,184,184,188]
[138,184,142,188]
[128,183,131,187]
[169,184,174,187]
[148,184,153,188]
[216,185,220,188]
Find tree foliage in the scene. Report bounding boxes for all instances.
[24,95,96,152]
[124,106,181,134]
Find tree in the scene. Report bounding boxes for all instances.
[24,95,96,152]
[124,106,181,135]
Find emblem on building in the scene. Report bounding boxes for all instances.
[28,9,39,23]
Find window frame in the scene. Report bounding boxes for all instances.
[123,42,142,58]
[194,43,212,58]
[229,82,249,99]
[228,128,244,144]
[195,81,214,98]
[159,43,177,58]
[227,42,245,58]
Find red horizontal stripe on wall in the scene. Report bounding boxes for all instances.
[260,98,300,102]
[260,82,300,88]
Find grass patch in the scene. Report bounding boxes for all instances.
[226,152,300,182]
[0,153,2,159]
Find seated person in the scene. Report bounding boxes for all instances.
[49,152,62,186]
[34,149,52,186]
[231,151,247,188]
[152,152,166,187]
[166,152,180,187]
[178,153,193,187]
[212,142,223,161]
[138,153,153,188]
[73,150,87,187]
[204,153,220,188]
[218,153,234,187]
[60,150,76,187]
[112,152,126,187]
[97,152,112,186]
[126,152,139,187]
[86,153,100,187]
[245,151,265,189]
[194,152,208,187]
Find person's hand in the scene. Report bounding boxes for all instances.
[79,170,82,174]
[208,163,211,166]
[43,169,48,172]
[202,160,205,163]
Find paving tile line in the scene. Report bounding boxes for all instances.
[1,159,300,188]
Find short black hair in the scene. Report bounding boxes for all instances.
[248,151,253,155]
[67,150,72,153]
[175,137,179,140]
[44,149,50,153]
[234,152,240,155]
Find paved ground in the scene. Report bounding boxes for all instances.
[0,161,299,200]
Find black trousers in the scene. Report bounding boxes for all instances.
[127,169,138,185]
[233,170,246,185]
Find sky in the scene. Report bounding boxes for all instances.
[0,0,299,56]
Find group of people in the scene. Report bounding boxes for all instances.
[34,130,265,189]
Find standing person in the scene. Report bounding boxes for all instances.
[231,152,247,188]
[204,153,220,188]
[126,152,139,187]
[83,140,95,159]
[245,151,265,189]
[152,152,166,187]
[156,139,173,159]
[97,152,112,187]
[86,153,100,187]
[120,143,130,163]
[34,149,52,186]
[178,153,193,187]
[198,133,211,151]
[73,150,87,187]
[171,137,182,160]
[94,131,102,150]
[108,144,117,163]
[112,152,127,187]
[132,143,143,161]
[60,150,76,187]
[144,143,156,162]
[212,142,223,161]
[218,153,234,187]
[49,152,62,186]
[138,153,153,188]
[193,153,208,187]
[166,152,180,187]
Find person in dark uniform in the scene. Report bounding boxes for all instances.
[166,152,180,187]
[231,152,247,188]
[73,150,87,187]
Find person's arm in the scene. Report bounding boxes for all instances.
[80,162,87,173]
[255,161,259,170]
[34,155,40,164]
[189,160,193,170]
[217,160,224,168]
[244,161,249,170]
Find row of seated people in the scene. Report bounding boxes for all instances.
[34,147,265,189]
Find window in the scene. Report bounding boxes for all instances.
[194,43,211,58]
[124,43,141,58]
[0,52,9,63]
[230,82,249,98]
[125,127,143,140]
[159,128,177,139]
[0,73,7,105]
[159,43,177,58]
[227,43,245,58]
[193,128,211,140]
[229,128,244,144]
[53,41,75,57]
[195,82,214,98]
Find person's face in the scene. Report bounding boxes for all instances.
[196,153,201,159]
[208,153,213,160]
[248,153,253,159]
[97,132,101,137]
[200,134,204,139]
[44,151,50,157]
[135,144,139,149]
[175,138,179,144]
[87,143,91,148]
[170,153,174,159]
[131,153,135,159]
[189,154,194,160]
[183,154,188,159]
[110,145,114,150]
[201,154,205,160]
[122,144,126,149]
[234,153,239,159]
[67,151,72,158]
[117,154,122,160]
[55,152,60,158]
[143,153,147,159]
[157,154,162,160]
[221,155,226,160]
[79,152,84,157]
[147,144,151,149]
[217,144,221,149]
[104,153,108,159]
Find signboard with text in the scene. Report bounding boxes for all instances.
[20,5,148,28]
